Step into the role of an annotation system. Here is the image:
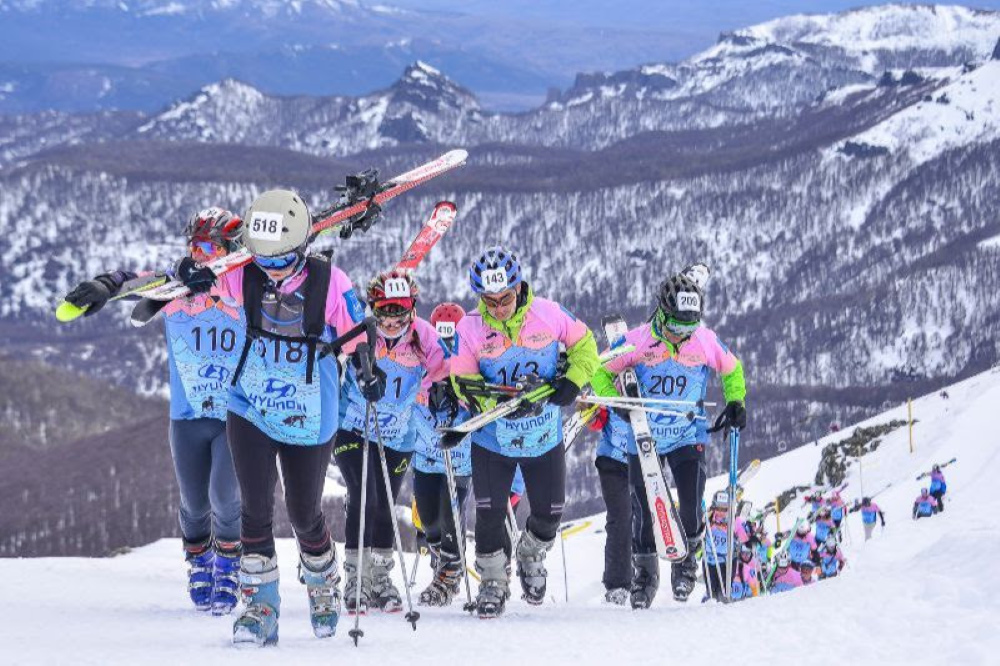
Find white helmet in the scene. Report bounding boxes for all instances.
[243,189,311,256]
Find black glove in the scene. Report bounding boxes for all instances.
[547,377,580,408]
[175,257,217,295]
[439,430,466,451]
[64,272,129,316]
[356,363,387,403]
[507,396,544,420]
[711,400,747,432]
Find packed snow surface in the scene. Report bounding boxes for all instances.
[3,367,999,664]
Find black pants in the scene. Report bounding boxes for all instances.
[334,429,411,550]
[931,490,945,513]
[596,455,631,590]
[472,444,565,555]
[227,413,332,558]
[413,470,470,556]
[628,443,707,555]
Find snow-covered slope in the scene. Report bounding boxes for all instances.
[4,366,997,664]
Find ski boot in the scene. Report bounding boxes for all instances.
[184,539,215,611]
[300,549,342,638]
[370,548,403,613]
[212,540,241,615]
[233,554,280,648]
[630,552,660,610]
[515,529,554,605]
[603,587,630,606]
[418,548,463,607]
[671,534,702,603]
[475,549,510,619]
[343,548,371,616]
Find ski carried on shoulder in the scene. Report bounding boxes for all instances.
[55,273,170,322]
[916,457,957,480]
[602,314,687,562]
[395,201,456,273]
[129,150,468,326]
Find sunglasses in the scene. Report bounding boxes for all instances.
[482,291,516,309]
[253,252,299,271]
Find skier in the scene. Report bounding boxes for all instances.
[63,208,244,615]
[828,490,847,532]
[442,245,600,619]
[912,488,939,520]
[787,520,818,570]
[799,560,817,586]
[731,542,760,600]
[803,493,822,520]
[336,270,448,614]
[928,464,947,513]
[818,534,846,579]
[769,551,803,594]
[411,302,473,607]
[591,270,747,607]
[591,405,632,605]
[174,190,378,647]
[853,497,885,541]
[813,506,836,544]
[747,518,772,566]
[703,490,749,602]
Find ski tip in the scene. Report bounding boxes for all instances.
[55,301,86,322]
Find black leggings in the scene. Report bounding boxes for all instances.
[596,455,632,590]
[227,413,333,558]
[412,470,470,556]
[334,429,411,550]
[472,444,565,555]
[629,443,707,555]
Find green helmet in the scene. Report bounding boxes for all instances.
[242,189,311,257]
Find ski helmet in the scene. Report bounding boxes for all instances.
[367,270,419,314]
[656,272,703,336]
[933,464,941,472]
[430,302,465,339]
[862,497,872,506]
[184,207,243,251]
[824,534,838,550]
[800,560,815,572]
[775,551,791,568]
[242,189,311,257]
[739,543,753,561]
[921,487,929,495]
[712,490,730,508]
[796,522,810,536]
[818,507,831,518]
[469,245,522,295]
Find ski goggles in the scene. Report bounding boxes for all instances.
[253,251,299,271]
[190,239,226,260]
[373,301,414,319]
[481,290,516,309]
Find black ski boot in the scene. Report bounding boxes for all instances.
[630,553,660,610]
[418,549,462,607]
[672,534,702,602]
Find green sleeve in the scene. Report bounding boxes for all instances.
[590,366,621,398]
[563,329,600,389]
[451,372,497,413]
[721,359,747,403]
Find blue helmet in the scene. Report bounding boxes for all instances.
[469,245,522,294]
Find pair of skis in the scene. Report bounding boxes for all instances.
[916,457,957,480]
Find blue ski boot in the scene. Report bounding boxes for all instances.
[184,540,215,611]
[233,554,280,648]
[212,540,241,616]
[300,549,342,638]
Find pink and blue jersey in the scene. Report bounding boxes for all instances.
[596,409,630,465]
[861,502,883,525]
[217,263,364,446]
[787,533,817,566]
[814,517,835,543]
[732,558,759,600]
[819,548,845,577]
[705,516,749,566]
[412,336,471,475]
[828,496,846,521]
[451,296,592,458]
[930,471,947,494]
[914,493,938,517]
[599,324,741,455]
[770,567,803,593]
[341,317,448,452]
[162,294,245,421]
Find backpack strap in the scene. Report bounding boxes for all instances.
[231,265,268,387]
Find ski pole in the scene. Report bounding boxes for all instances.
[349,400,372,647]
[559,524,569,603]
[725,428,740,602]
[577,395,717,408]
[408,549,421,589]
[506,499,521,548]
[372,404,420,630]
[443,447,475,613]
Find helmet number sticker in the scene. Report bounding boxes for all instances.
[384,277,411,298]
[481,268,508,292]
[435,322,456,338]
[677,291,701,312]
[248,212,283,241]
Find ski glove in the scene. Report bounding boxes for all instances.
[507,396,545,420]
[175,257,217,295]
[711,400,746,432]
[352,357,387,403]
[439,430,466,451]
[547,377,580,408]
[65,272,129,316]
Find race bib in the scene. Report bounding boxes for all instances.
[677,291,701,312]
[435,322,456,338]
[481,268,508,292]
[248,212,283,241]
[384,277,411,298]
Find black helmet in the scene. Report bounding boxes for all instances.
[656,273,703,335]
[862,497,872,506]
